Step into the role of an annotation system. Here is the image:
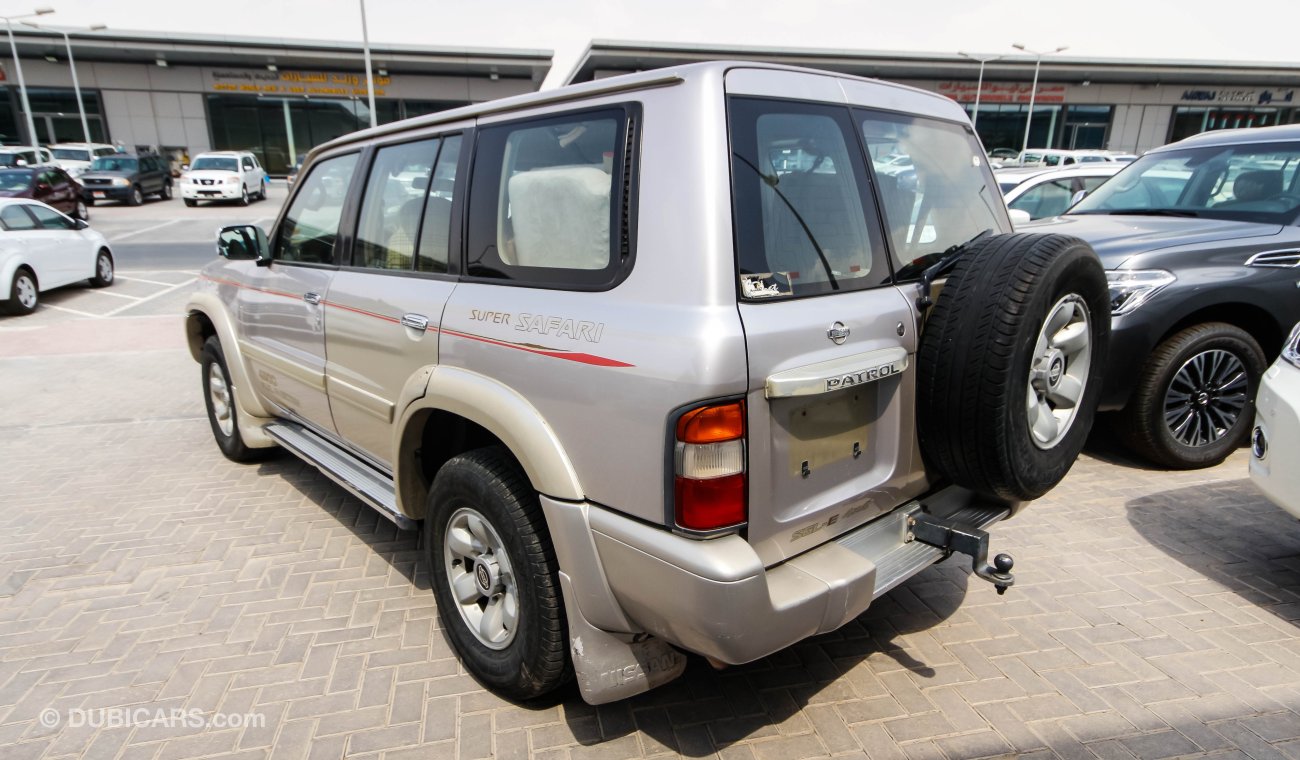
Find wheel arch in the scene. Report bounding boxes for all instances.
[185,292,276,445]
[1161,302,1283,359]
[393,366,583,520]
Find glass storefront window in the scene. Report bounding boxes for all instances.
[1169,106,1283,143]
[965,103,1113,153]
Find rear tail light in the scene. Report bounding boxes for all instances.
[674,401,746,533]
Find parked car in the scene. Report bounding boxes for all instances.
[0,166,88,220]
[0,146,54,168]
[186,61,1109,705]
[1024,123,1300,469]
[80,153,174,206]
[181,151,268,206]
[0,198,113,315]
[50,143,118,178]
[997,164,1123,220]
[1249,322,1300,519]
[1017,148,1087,167]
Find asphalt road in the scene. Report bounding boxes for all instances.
[89,181,290,270]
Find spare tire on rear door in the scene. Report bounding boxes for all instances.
[916,233,1110,502]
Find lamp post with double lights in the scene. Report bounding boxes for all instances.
[957,52,1001,130]
[22,21,106,144]
[2,6,54,154]
[1012,43,1068,158]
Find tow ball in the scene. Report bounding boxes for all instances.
[908,512,1016,595]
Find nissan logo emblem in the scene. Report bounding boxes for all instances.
[827,322,850,345]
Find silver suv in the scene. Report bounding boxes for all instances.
[185,62,1109,705]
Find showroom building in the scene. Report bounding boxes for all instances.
[0,28,551,173]
[565,41,1300,155]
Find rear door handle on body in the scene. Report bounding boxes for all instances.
[303,291,322,305]
[400,313,430,331]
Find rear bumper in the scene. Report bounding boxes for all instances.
[1249,360,1300,519]
[544,484,1015,665]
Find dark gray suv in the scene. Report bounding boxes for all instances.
[1026,124,1300,469]
[80,153,174,206]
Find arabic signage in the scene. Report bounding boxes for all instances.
[938,81,1067,104]
[1179,88,1294,106]
[210,69,392,97]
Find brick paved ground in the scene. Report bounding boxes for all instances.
[1,312,1298,759]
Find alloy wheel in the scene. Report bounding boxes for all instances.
[207,362,235,437]
[443,507,519,650]
[1163,349,1248,447]
[1026,294,1092,449]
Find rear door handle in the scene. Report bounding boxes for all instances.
[401,313,430,331]
[303,291,322,305]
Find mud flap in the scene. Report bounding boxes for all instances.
[558,574,687,705]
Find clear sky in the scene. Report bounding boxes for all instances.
[13,0,1299,88]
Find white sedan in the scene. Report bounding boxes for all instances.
[0,198,114,316]
[1250,322,1300,519]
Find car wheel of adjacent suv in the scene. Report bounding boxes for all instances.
[74,199,89,221]
[1117,322,1265,469]
[90,249,114,288]
[917,233,1110,501]
[200,336,265,463]
[239,187,249,206]
[184,198,198,207]
[128,186,144,206]
[6,267,39,315]
[425,447,570,701]
[160,181,173,200]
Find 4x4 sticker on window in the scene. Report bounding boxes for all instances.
[741,272,792,299]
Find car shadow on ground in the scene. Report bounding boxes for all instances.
[1081,413,1166,470]
[546,559,980,754]
[1126,478,1300,629]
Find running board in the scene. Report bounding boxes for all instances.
[835,502,1009,600]
[264,422,419,532]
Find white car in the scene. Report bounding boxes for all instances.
[50,143,119,178]
[0,146,54,168]
[997,164,1124,220]
[1249,322,1300,519]
[0,198,113,316]
[181,151,268,207]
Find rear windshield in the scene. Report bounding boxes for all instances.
[53,148,91,161]
[192,156,239,171]
[90,156,137,173]
[0,170,33,191]
[1070,140,1300,224]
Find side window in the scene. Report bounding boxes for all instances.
[353,138,439,271]
[96,148,115,157]
[27,204,76,230]
[418,134,461,273]
[0,205,37,231]
[274,153,359,264]
[729,98,886,299]
[1009,179,1074,219]
[1081,176,1110,193]
[465,107,632,287]
[859,109,1004,277]
[242,157,254,171]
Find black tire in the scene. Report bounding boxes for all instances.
[200,336,264,463]
[238,187,249,206]
[5,267,39,315]
[85,196,95,207]
[160,181,173,200]
[74,199,89,221]
[917,233,1110,501]
[128,186,144,206]
[1116,323,1265,469]
[184,198,198,208]
[256,179,267,201]
[90,249,114,288]
[425,447,570,701]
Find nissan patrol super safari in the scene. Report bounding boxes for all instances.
[185,62,1109,705]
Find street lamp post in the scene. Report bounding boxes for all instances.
[958,52,1001,130]
[359,0,377,129]
[22,22,106,144]
[1012,43,1068,159]
[2,7,54,154]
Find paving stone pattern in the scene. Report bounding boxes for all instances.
[0,317,1298,759]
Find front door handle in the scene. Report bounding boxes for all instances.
[303,291,322,305]
[401,313,430,331]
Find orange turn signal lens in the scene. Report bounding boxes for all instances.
[676,401,745,444]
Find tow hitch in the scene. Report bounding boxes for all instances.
[908,512,1015,594]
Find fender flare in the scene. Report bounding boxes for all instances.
[184,292,276,448]
[393,365,584,517]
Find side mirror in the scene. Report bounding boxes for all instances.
[411,175,429,191]
[1069,189,1089,207]
[1007,208,1032,226]
[74,218,89,230]
[15,158,27,167]
[35,183,51,193]
[181,164,189,172]
[217,224,270,264]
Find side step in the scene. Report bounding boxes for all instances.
[265,422,419,532]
